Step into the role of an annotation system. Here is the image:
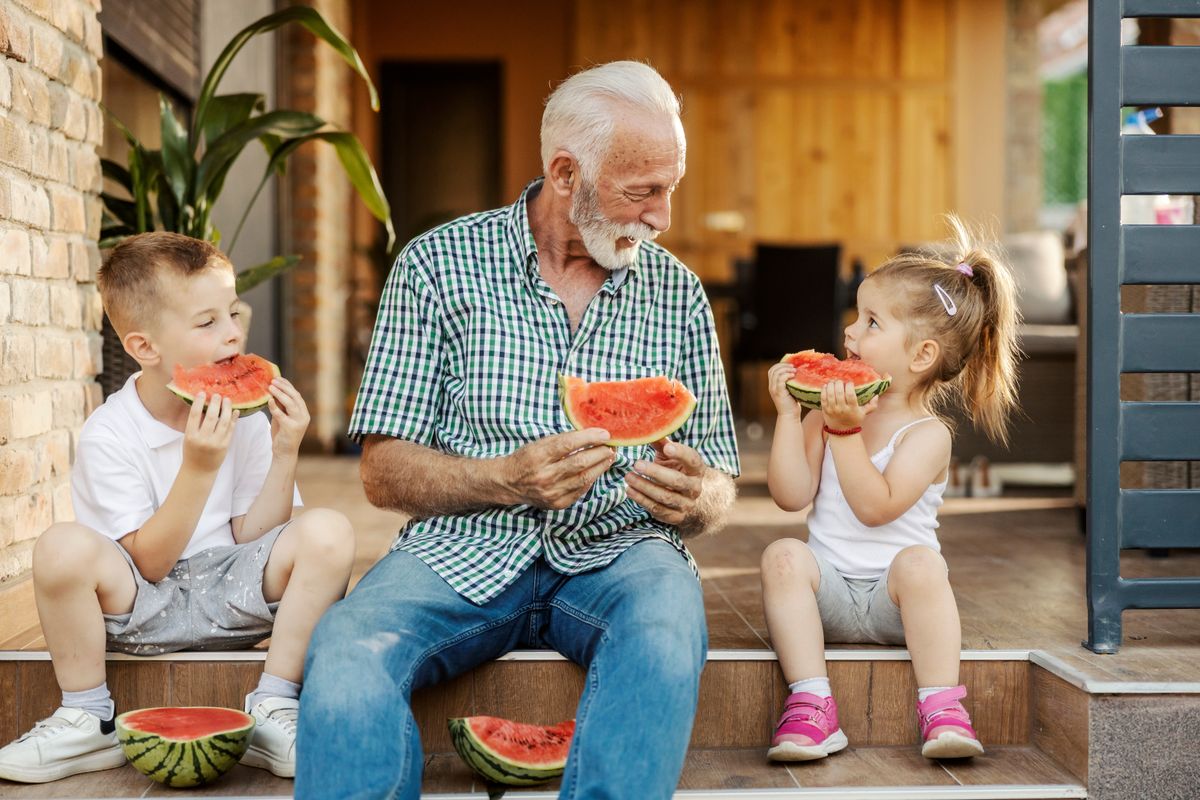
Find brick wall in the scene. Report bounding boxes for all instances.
[280,0,354,451]
[0,0,104,583]
[1006,0,1044,231]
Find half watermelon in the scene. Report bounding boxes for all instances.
[167,354,279,413]
[116,706,254,788]
[782,350,890,410]
[448,716,574,786]
[559,375,697,447]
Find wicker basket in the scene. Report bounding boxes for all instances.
[99,315,140,398]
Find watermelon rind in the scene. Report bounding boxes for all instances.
[781,350,890,411]
[116,706,254,788]
[559,375,698,447]
[448,716,572,786]
[166,354,280,413]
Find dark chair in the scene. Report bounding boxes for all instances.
[730,243,843,417]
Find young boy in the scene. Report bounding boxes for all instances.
[0,232,355,783]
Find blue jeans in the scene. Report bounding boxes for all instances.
[295,538,707,799]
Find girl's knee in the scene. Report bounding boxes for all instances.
[889,546,948,590]
[761,538,819,587]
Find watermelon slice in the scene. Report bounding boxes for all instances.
[116,706,255,788]
[782,350,890,410]
[448,716,574,786]
[167,353,279,413]
[559,375,696,447]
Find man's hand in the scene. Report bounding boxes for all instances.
[625,439,706,526]
[182,392,238,474]
[266,377,310,458]
[498,429,615,510]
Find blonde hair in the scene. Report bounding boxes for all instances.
[868,217,1022,445]
[98,232,233,336]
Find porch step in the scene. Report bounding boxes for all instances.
[0,746,1085,798]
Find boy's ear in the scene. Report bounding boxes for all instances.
[121,330,161,368]
[910,338,940,375]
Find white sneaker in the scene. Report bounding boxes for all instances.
[0,707,125,783]
[241,697,298,778]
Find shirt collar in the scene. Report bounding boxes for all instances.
[117,373,185,449]
[507,177,637,294]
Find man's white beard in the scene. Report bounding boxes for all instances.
[569,179,658,271]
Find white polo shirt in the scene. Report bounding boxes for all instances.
[72,373,303,560]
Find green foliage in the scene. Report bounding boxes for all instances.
[99,7,394,294]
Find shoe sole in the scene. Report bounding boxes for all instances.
[0,745,126,783]
[922,731,985,759]
[766,728,849,761]
[241,746,295,778]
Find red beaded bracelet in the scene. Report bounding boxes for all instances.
[823,425,862,437]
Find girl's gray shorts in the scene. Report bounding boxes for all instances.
[812,550,907,646]
[102,523,288,656]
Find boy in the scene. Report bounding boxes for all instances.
[0,233,355,783]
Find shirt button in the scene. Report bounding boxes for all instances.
[548,298,559,306]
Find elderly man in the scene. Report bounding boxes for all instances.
[296,61,739,799]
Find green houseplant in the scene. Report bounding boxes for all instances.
[100,6,395,293]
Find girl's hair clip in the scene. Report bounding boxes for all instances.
[934,283,957,316]
[956,262,974,277]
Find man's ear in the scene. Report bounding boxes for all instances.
[546,151,578,197]
[910,338,940,375]
[122,329,160,368]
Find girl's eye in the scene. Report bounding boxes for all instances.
[868,317,879,328]
[230,310,241,318]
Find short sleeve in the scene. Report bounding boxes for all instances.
[347,244,444,445]
[231,413,303,517]
[72,435,157,541]
[674,281,741,477]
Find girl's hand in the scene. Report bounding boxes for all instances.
[182,393,238,474]
[768,363,802,421]
[820,381,879,430]
[267,378,310,458]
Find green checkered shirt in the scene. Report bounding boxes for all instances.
[348,179,740,604]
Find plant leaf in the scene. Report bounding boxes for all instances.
[193,6,379,147]
[159,95,192,209]
[101,158,133,194]
[196,110,326,201]
[235,254,301,294]
[200,92,265,149]
[101,192,138,229]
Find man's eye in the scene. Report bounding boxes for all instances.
[199,320,214,328]
[230,311,241,318]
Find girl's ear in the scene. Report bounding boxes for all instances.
[910,338,940,375]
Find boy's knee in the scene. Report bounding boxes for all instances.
[33,522,104,582]
[291,509,355,568]
[890,546,947,589]
[761,538,818,586]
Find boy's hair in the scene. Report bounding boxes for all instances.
[98,232,233,336]
[868,216,1022,445]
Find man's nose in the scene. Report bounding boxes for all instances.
[641,193,671,233]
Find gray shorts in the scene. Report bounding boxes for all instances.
[103,523,288,656]
[812,550,906,646]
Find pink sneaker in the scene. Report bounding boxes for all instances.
[767,692,848,761]
[917,686,985,758]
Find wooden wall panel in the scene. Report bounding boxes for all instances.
[570,0,967,281]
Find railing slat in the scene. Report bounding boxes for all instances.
[1120,313,1200,372]
[1120,490,1200,548]
[1123,47,1200,106]
[1123,0,1200,17]
[1120,577,1200,609]
[1123,225,1200,284]
[1120,402,1200,460]
[1122,135,1200,194]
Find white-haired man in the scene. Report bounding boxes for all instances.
[297,61,740,799]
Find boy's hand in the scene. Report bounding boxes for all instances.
[182,393,238,474]
[768,363,802,421]
[266,377,310,458]
[820,381,879,430]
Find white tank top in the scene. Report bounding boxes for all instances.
[806,417,946,579]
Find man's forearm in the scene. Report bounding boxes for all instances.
[677,468,737,539]
[361,437,511,519]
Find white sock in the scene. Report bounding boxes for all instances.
[918,686,954,703]
[62,682,114,722]
[788,677,832,698]
[245,672,301,711]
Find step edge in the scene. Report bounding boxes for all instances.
[1030,648,1200,694]
[424,787,1088,800]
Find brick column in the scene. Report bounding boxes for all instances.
[0,0,104,582]
[1006,0,1044,231]
[279,0,353,452]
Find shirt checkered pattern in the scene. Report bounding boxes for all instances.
[348,179,740,604]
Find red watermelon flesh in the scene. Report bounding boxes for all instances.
[559,375,696,447]
[782,350,890,411]
[119,707,252,740]
[167,353,279,413]
[448,716,574,785]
